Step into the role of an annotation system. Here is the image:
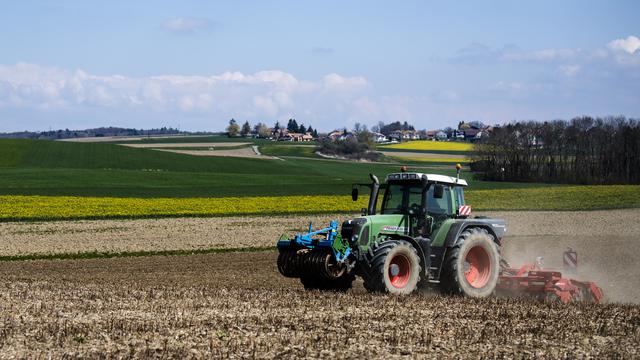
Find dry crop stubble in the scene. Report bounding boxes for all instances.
[0,214,348,257]
[0,252,638,358]
[1,210,639,303]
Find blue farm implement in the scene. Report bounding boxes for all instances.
[277,221,355,291]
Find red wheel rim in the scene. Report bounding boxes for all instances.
[464,246,491,288]
[388,254,411,288]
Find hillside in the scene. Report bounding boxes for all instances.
[0,139,552,198]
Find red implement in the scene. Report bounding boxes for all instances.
[497,251,603,304]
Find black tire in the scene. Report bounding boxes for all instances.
[361,240,421,295]
[439,227,499,298]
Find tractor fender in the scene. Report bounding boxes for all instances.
[443,219,505,248]
[382,235,431,279]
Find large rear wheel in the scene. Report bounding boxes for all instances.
[439,228,499,298]
[362,240,421,295]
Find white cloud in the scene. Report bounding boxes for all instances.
[608,35,640,54]
[501,48,579,62]
[352,97,379,117]
[0,63,382,130]
[558,65,581,77]
[322,73,368,91]
[162,17,213,34]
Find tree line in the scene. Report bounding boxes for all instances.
[226,118,318,138]
[474,116,640,184]
[371,121,415,136]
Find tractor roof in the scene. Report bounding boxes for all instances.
[386,172,468,186]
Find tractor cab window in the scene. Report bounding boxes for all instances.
[381,182,452,215]
[454,186,465,208]
[381,182,422,215]
[427,185,452,215]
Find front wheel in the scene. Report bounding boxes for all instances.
[439,228,499,298]
[362,240,421,295]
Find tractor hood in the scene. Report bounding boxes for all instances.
[365,214,411,236]
[341,215,411,246]
[362,214,411,237]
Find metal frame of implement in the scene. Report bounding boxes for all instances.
[497,249,604,304]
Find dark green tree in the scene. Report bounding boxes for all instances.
[241,121,251,136]
[287,119,299,132]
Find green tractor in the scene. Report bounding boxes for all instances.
[277,167,507,297]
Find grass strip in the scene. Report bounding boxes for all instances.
[0,246,276,262]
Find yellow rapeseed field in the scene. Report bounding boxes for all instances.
[382,141,473,152]
[1,185,638,221]
[388,156,470,163]
[0,195,366,221]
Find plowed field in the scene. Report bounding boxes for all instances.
[0,252,638,358]
[0,210,639,357]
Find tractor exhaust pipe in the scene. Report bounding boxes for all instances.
[368,173,379,216]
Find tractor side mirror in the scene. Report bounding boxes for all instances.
[434,184,444,199]
[351,188,359,201]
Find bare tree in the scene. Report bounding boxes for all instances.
[475,117,640,184]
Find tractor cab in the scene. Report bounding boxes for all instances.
[351,167,469,239]
[380,172,467,216]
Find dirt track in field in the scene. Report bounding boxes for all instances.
[2,210,638,302]
[120,142,249,148]
[0,252,638,358]
[157,147,277,158]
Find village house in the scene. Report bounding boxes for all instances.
[423,130,437,140]
[327,130,344,141]
[388,130,419,141]
[279,132,314,142]
[372,132,388,143]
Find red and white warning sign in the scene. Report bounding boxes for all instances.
[563,247,578,274]
[458,205,472,216]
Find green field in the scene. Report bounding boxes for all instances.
[0,139,547,198]
[258,144,318,158]
[0,138,637,215]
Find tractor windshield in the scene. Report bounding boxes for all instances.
[380,182,452,215]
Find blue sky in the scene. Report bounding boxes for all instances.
[0,0,638,132]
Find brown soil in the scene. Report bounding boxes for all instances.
[0,252,638,358]
[0,214,345,256]
[2,210,638,303]
[0,209,640,303]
